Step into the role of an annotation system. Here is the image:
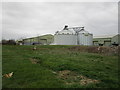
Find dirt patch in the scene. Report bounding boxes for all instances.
[30,58,41,64]
[79,75,99,85]
[58,70,78,81]
[57,70,100,86]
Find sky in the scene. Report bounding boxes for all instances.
[1,1,118,40]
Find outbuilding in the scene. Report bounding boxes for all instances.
[93,34,120,46]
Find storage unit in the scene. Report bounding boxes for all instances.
[78,30,93,45]
[111,34,120,45]
[54,25,93,45]
[54,29,77,45]
[93,34,120,46]
[93,37,112,46]
[22,34,54,45]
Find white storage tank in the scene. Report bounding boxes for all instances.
[54,26,77,45]
[54,25,93,45]
[78,29,93,45]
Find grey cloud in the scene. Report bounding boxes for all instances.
[2,2,118,40]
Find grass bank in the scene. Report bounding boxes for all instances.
[2,45,119,88]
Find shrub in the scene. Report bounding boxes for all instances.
[68,46,119,56]
[2,39,16,45]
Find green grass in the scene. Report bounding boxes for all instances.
[2,45,119,88]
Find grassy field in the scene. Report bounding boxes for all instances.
[2,45,119,88]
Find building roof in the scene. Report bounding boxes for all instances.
[78,30,89,34]
[93,34,116,38]
[57,29,76,34]
[22,34,53,40]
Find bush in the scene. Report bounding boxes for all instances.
[2,39,16,45]
[68,46,119,56]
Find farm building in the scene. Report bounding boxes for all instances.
[93,34,120,46]
[16,25,119,46]
[54,25,93,45]
[20,34,54,45]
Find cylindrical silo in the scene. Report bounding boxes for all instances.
[78,30,93,45]
[54,29,77,45]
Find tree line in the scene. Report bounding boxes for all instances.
[1,39,16,45]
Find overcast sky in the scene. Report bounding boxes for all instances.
[2,2,118,40]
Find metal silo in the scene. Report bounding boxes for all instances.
[78,29,93,45]
[54,25,77,45]
[54,25,93,45]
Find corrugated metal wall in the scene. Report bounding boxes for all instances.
[78,33,93,45]
[54,33,93,45]
[54,34,77,45]
[111,34,120,45]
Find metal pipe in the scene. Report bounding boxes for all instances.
[68,27,84,29]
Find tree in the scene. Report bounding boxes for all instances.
[2,39,16,45]
[2,39,7,45]
[7,40,16,45]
